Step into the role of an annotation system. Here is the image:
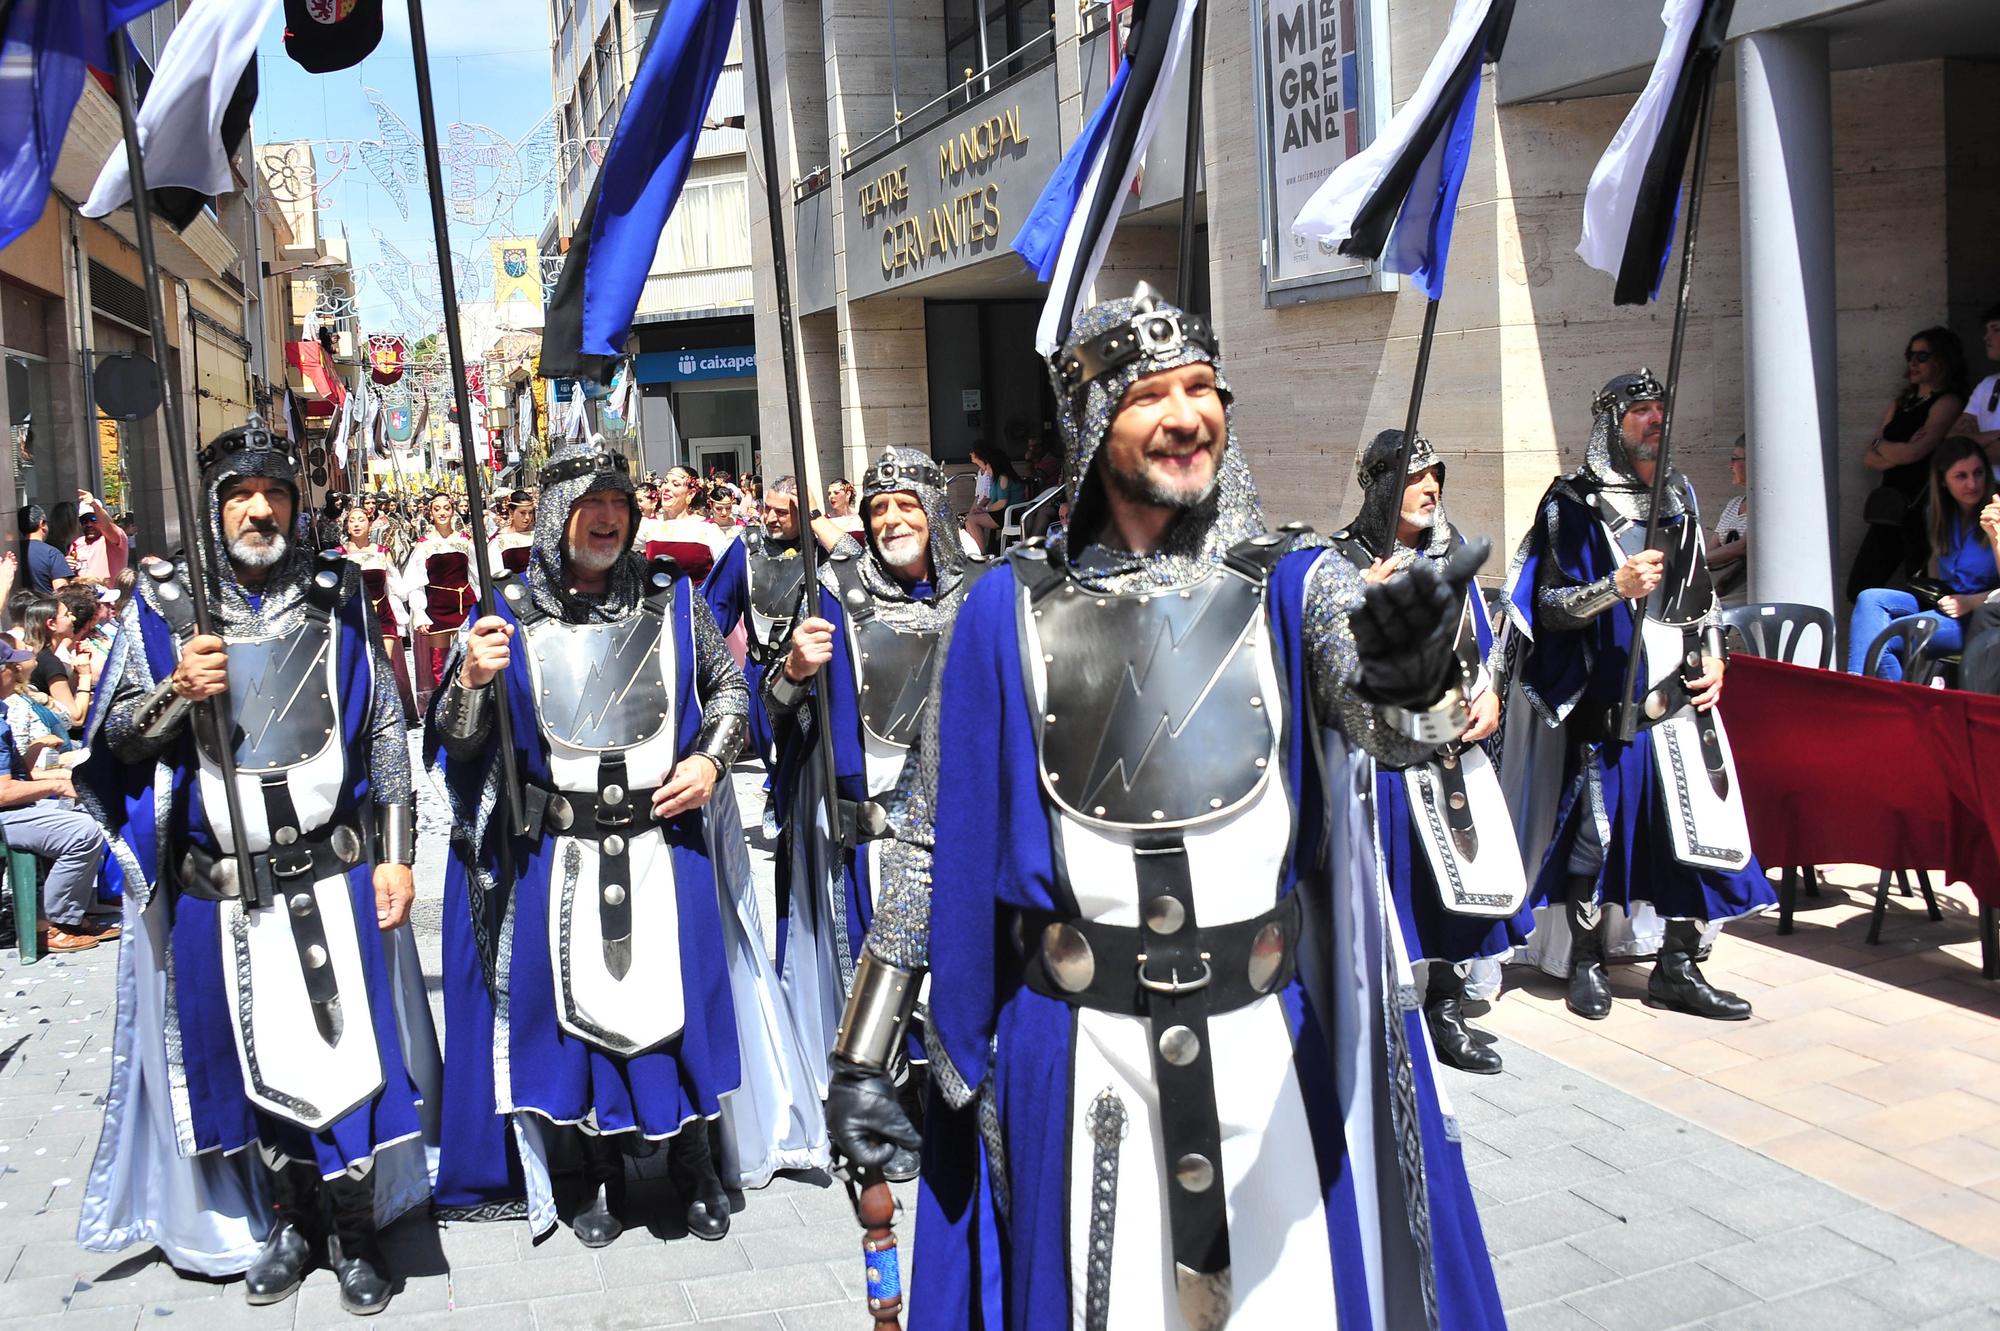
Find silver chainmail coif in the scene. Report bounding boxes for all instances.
[1576,368,1688,521]
[844,444,972,613]
[1346,428,1452,563]
[527,439,646,623]
[190,419,322,636]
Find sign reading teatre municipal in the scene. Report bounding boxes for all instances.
[843,63,1062,301]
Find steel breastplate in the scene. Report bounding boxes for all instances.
[1023,562,1276,831]
[747,535,806,633]
[855,617,941,750]
[1586,491,1714,628]
[521,608,674,754]
[195,615,341,775]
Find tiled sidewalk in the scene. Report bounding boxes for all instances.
[1482,864,2000,1262]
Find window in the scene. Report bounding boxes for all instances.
[943,0,1052,95]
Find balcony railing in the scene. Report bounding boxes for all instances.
[840,28,1057,177]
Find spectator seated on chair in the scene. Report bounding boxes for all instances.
[0,641,108,954]
[1848,438,2000,682]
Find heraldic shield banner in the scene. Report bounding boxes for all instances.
[492,236,542,306]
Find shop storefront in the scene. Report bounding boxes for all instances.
[634,316,760,478]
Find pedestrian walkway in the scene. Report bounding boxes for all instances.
[3,766,1998,1328]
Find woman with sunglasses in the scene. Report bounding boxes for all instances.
[1845,326,1969,602]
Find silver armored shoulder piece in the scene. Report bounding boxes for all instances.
[130,678,193,742]
[435,676,491,741]
[377,803,417,865]
[694,710,749,776]
[833,948,923,1073]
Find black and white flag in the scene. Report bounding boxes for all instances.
[1576,0,1736,305]
[82,0,281,230]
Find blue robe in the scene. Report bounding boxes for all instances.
[429,576,741,1225]
[915,551,1505,1331]
[1503,488,1775,957]
[77,582,436,1274]
[702,536,778,785]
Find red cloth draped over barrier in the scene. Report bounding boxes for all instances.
[1720,654,1999,906]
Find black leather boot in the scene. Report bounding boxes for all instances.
[1647,920,1752,1021]
[572,1133,626,1248]
[325,1171,393,1316]
[1564,879,1613,1020]
[667,1122,731,1241]
[244,1159,317,1306]
[1424,965,1503,1074]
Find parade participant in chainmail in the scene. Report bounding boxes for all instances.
[1332,429,1526,1076]
[77,422,439,1317]
[704,475,809,792]
[825,288,1505,1331]
[428,439,823,1249]
[763,446,984,1182]
[1498,371,1771,1022]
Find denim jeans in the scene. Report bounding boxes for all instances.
[1847,587,1964,681]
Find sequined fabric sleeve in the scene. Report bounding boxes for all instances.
[1534,500,1622,631]
[360,595,413,806]
[1301,549,1434,768]
[100,600,176,765]
[860,618,954,974]
[690,592,750,725]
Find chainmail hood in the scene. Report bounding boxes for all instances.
[1347,428,1450,561]
[852,445,971,603]
[528,439,645,622]
[1576,368,1687,519]
[1047,288,1269,585]
[187,419,322,635]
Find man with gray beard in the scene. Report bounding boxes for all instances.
[79,423,438,1316]
[765,447,985,1183]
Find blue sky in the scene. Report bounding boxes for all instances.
[252,0,560,335]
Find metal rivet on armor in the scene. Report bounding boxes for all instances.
[1045,713,1057,724]
[305,945,328,970]
[603,834,626,857]
[1254,757,1268,770]
[602,783,625,804]
[1151,809,1166,821]
[1043,653,1054,664]
[862,683,871,692]
[1250,696,1262,709]
[158,583,181,601]
[332,826,363,864]
[1042,922,1095,993]
[1176,1154,1215,1193]
[1159,1025,1200,1066]
[315,570,338,590]
[1140,595,1151,605]
[1209,797,1224,810]
[289,894,314,918]
[1248,921,1285,993]
[1095,598,1107,607]
[1448,792,1467,811]
[603,884,627,907]
[861,652,870,661]
[548,796,574,831]
[504,582,524,600]
[1180,589,1192,599]
[1048,772,1060,782]
[273,826,299,846]
[846,588,866,607]
[1253,533,1282,546]
[1441,752,1458,770]
[1145,895,1185,935]
[1644,691,1668,720]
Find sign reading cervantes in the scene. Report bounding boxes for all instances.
[1249,0,1379,294]
[843,64,1063,301]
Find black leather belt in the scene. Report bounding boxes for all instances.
[1571,672,1694,745]
[528,765,662,982]
[175,823,365,902]
[1021,839,1301,1328]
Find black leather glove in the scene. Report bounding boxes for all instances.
[1351,539,1490,708]
[826,1057,921,1171]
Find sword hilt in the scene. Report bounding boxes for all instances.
[851,1169,903,1327]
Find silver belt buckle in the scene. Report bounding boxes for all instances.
[1136,952,1213,996]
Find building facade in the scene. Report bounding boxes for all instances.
[548,0,760,479]
[745,0,1999,614]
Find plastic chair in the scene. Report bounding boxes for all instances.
[1,824,43,964]
[1862,613,1948,686]
[1722,602,1835,670]
[999,488,1064,551]
[1724,602,1836,933]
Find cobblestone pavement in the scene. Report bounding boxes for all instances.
[2,748,1998,1328]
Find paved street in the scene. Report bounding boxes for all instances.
[2,751,1998,1329]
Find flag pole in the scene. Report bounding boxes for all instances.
[403,0,526,835]
[107,36,265,908]
[742,0,901,1324]
[1174,0,1207,307]
[1616,76,1717,743]
[1389,295,1442,502]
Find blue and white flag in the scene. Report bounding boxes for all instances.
[1291,0,1512,300]
[1011,0,1203,355]
[1577,0,1735,305]
[540,0,738,382]
[83,0,279,230]
[0,0,175,250]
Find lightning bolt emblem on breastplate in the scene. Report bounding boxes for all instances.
[238,632,317,752]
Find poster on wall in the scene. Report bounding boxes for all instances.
[1251,0,1375,292]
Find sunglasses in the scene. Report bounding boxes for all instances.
[1907,350,1934,364]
